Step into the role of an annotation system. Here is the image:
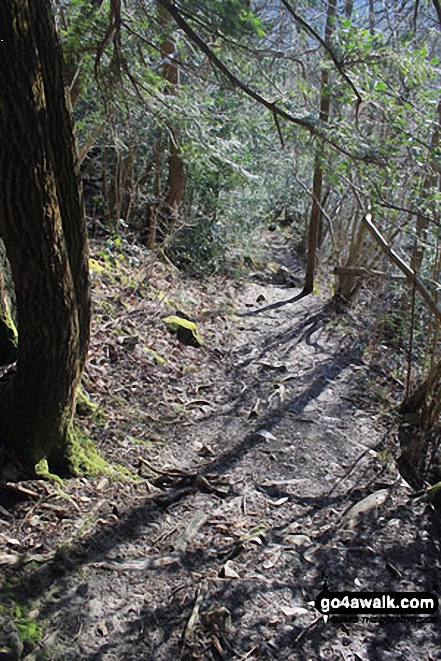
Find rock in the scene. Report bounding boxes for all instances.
[163,315,203,347]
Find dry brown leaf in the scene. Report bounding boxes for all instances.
[6,538,21,546]
[0,552,20,566]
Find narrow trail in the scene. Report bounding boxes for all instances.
[1,236,440,661]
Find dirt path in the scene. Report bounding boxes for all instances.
[1,236,440,660]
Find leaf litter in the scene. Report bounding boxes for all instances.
[0,233,440,660]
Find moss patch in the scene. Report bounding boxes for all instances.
[35,458,64,485]
[75,387,100,417]
[163,315,203,347]
[0,600,43,657]
[68,428,139,481]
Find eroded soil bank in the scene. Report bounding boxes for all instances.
[1,234,440,660]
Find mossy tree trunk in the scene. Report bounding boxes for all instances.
[0,0,91,474]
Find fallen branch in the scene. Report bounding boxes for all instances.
[333,265,406,279]
[361,213,441,322]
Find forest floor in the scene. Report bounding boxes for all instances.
[1,230,441,661]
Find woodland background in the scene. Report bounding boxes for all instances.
[1,2,441,659]
[0,0,440,490]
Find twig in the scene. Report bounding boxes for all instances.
[272,109,285,148]
[279,0,363,109]
[137,455,187,477]
[5,483,40,499]
[180,582,208,658]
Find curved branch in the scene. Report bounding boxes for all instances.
[156,0,384,164]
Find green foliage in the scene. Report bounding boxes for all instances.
[60,0,441,364]
[182,0,265,38]
[0,600,43,654]
[14,610,42,651]
[167,217,228,276]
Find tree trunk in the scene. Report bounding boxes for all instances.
[410,100,440,275]
[303,161,324,294]
[0,0,91,473]
[302,0,336,295]
[0,241,18,365]
[155,0,185,239]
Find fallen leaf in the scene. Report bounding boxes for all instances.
[263,547,282,569]
[249,398,262,418]
[255,429,277,441]
[342,489,389,528]
[259,362,288,372]
[247,535,263,545]
[280,605,310,617]
[96,620,108,637]
[194,442,215,457]
[6,538,21,546]
[222,560,240,578]
[269,497,289,507]
[284,534,312,547]
[0,552,20,566]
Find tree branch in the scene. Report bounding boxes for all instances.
[432,0,441,28]
[279,0,363,109]
[156,0,384,164]
[362,213,441,322]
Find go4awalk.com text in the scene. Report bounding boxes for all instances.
[313,586,438,623]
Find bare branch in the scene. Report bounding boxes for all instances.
[362,213,441,322]
[272,109,285,148]
[432,0,441,27]
[333,265,406,279]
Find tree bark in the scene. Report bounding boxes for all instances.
[302,0,336,295]
[0,0,91,473]
[155,0,185,241]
